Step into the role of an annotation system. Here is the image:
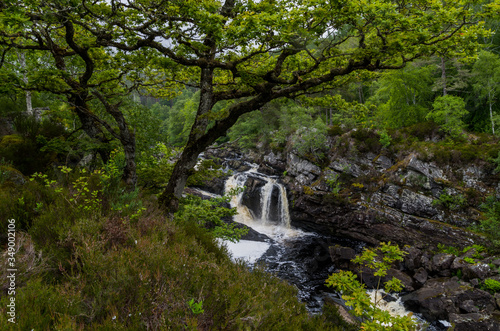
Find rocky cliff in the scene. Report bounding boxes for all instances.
[202,127,500,329]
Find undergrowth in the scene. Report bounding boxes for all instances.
[0,162,342,330]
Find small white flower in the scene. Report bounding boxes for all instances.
[135,240,137,244]
[112,316,116,320]
[129,314,132,317]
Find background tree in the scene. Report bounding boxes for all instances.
[0,1,167,186]
[472,50,500,135]
[427,94,469,137]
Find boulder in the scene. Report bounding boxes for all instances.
[448,313,500,331]
[495,293,500,310]
[462,263,492,281]
[400,189,438,218]
[404,246,423,271]
[431,253,456,274]
[457,289,496,313]
[402,278,471,321]
[413,267,428,286]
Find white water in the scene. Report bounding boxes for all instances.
[223,240,271,264]
[367,290,436,330]
[224,166,302,241]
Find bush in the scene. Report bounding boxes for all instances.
[325,242,417,331]
[481,278,500,293]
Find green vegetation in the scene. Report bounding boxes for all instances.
[0,165,341,330]
[481,278,500,293]
[2,0,500,328]
[326,242,416,331]
[477,196,500,253]
[437,244,487,257]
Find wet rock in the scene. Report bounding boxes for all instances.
[402,278,471,321]
[457,289,496,313]
[413,267,428,285]
[329,245,356,269]
[240,175,267,219]
[462,263,492,281]
[495,293,500,309]
[356,267,414,291]
[448,313,500,331]
[432,253,456,273]
[404,246,423,271]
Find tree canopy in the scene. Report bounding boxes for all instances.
[0,0,495,211]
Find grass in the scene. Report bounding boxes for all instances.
[0,169,344,330]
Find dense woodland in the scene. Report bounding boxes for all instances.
[2,0,500,330]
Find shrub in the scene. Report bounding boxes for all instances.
[325,242,416,330]
[481,278,500,293]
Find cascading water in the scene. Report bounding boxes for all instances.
[224,166,296,238]
[220,162,436,327]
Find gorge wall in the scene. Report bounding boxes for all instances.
[201,128,500,329]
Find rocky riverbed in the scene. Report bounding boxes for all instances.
[198,137,500,330]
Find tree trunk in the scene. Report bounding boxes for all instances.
[441,57,447,96]
[159,66,215,212]
[490,90,495,135]
[16,51,33,116]
[72,95,111,164]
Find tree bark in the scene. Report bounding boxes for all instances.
[441,57,447,96]
[489,90,495,135]
[159,66,215,211]
[16,51,33,116]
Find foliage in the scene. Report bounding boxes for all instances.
[432,190,467,211]
[0,176,340,330]
[477,195,500,253]
[188,299,205,315]
[326,243,416,331]
[463,257,476,264]
[471,50,500,134]
[293,117,329,161]
[175,192,247,243]
[481,278,500,294]
[370,63,435,129]
[379,130,392,148]
[136,143,178,191]
[426,95,468,137]
[326,173,342,196]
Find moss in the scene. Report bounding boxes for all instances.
[303,185,315,195]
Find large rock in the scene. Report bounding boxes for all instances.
[356,267,415,292]
[288,153,321,177]
[431,253,456,276]
[402,278,471,321]
[462,262,492,281]
[400,189,438,218]
[448,313,500,331]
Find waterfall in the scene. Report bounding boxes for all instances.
[224,166,296,239]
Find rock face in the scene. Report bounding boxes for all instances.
[260,147,491,250]
[202,135,500,328]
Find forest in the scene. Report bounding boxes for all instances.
[2,0,500,330]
